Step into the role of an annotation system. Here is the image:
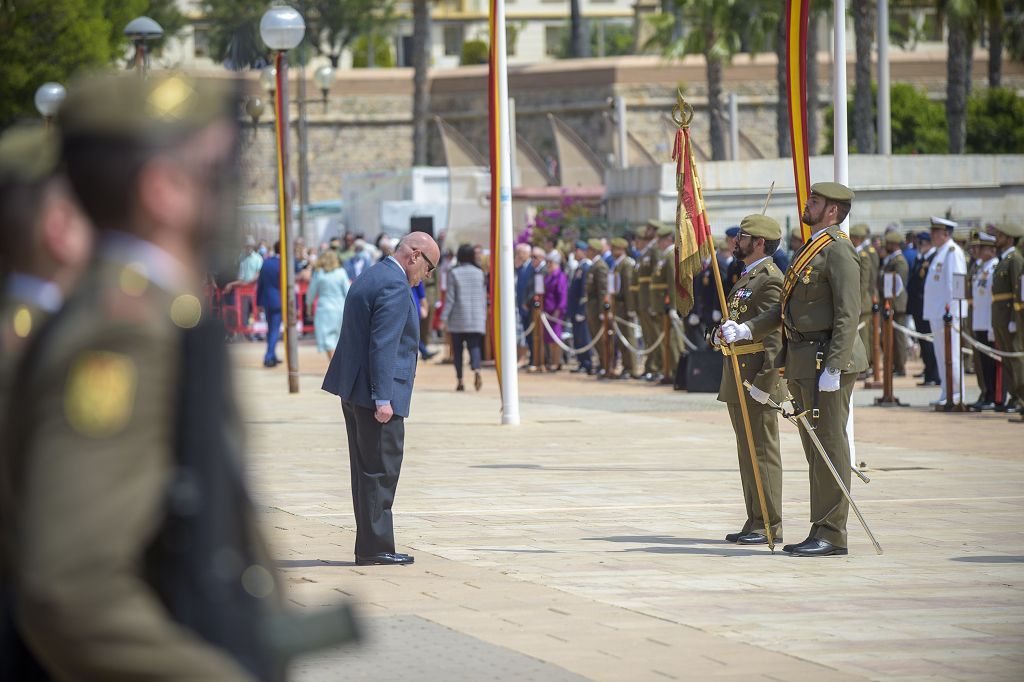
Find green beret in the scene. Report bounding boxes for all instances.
[849,223,870,238]
[810,181,855,202]
[587,238,603,251]
[884,231,903,245]
[58,72,232,143]
[610,237,628,249]
[0,125,59,184]
[739,214,781,240]
[995,222,1024,238]
[656,223,674,238]
[633,224,651,238]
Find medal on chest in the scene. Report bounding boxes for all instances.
[934,262,943,282]
[802,265,813,285]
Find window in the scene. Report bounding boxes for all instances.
[193,25,210,59]
[443,24,464,56]
[545,24,565,57]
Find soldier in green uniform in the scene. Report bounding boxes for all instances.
[610,237,638,379]
[3,74,289,680]
[650,224,683,379]
[712,215,784,545]
[879,231,909,376]
[634,222,661,380]
[722,182,867,557]
[850,223,879,374]
[0,126,93,418]
[992,222,1024,412]
[585,238,610,375]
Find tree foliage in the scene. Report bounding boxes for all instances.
[0,0,183,129]
[966,86,1024,153]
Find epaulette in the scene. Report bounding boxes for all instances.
[859,250,869,258]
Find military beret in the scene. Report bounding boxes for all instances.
[930,216,957,230]
[995,222,1024,238]
[646,218,668,231]
[633,224,651,238]
[916,231,931,242]
[656,223,674,238]
[810,182,855,202]
[58,72,232,143]
[739,214,782,240]
[724,226,740,238]
[884,231,904,245]
[587,238,603,250]
[849,223,870,238]
[575,239,588,250]
[610,237,629,249]
[0,125,59,184]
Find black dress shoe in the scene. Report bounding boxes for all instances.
[355,553,414,566]
[725,531,745,543]
[737,532,775,545]
[782,536,811,553]
[917,380,940,387]
[787,538,847,557]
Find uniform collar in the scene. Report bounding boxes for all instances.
[100,231,191,294]
[741,256,771,276]
[1001,246,1016,260]
[982,256,999,270]
[5,273,63,313]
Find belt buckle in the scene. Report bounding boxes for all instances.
[811,408,820,420]
[815,351,824,371]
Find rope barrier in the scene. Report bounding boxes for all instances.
[889,320,1024,359]
[669,314,699,351]
[538,313,606,355]
[611,319,665,357]
[517,318,535,345]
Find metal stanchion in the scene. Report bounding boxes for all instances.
[939,304,965,412]
[659,295,674,385]
[531,294,544,373]
[875,299,904,406]
[600,296,612,378]
[863,297,883,389]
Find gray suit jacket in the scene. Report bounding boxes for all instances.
[322,258,419,417]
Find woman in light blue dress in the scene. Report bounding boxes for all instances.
[306,250,351,360]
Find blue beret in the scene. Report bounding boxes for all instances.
[575,240,588,250]
[917,231,931,241]
[725,226,740,238]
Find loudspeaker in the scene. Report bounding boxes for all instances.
[410,216,434,238]
[685,350,723,392]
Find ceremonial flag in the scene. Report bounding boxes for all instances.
[786,0,812,241]
[671,123,712,315]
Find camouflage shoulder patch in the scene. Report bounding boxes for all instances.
[64,351,137,438]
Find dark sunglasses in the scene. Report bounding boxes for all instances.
[418,250,436,273]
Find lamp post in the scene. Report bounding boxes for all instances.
[124,16,164,77]
[313,65,335,113]
[260,4,305,394]
[34,82,66,129]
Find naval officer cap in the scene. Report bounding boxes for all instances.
[971,231,997,246]
[810,182,855,202]
[739,214,782,240]
[587,238,603,251]
[995,222,1024,238]
[610,237,629,249]
[849,223,870,238]
[58,72,233,144]
[0,125,59,185]
[929,216,958,231]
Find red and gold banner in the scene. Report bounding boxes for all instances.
[786,0,812,241]
[671,125,712,314]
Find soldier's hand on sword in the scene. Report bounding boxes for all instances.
[818,367,842,392]
[747,384,770,404]
[720,320,752,343]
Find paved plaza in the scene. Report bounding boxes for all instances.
[237,343,1024,681]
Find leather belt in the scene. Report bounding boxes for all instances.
[637,276,652,282]
[628,286,640,292]
[992,292,1014,302]
[720,341,765,357]
[784,328,832,343]
[651,284,668,290]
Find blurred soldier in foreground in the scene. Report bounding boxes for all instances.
[712,215,784,545]
[2,74,301,681]
[722,183,867,556]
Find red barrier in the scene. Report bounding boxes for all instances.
[220,282,258,336]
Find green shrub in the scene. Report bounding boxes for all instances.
[461,39,489,66]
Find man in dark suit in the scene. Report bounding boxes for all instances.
[256,242,282,367]
[567,241,592,373]
[322,231,440,566]
[907,231,940,385]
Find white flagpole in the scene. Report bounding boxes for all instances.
[495,0,520,425]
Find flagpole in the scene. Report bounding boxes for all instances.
[493,0,520,425]
[833,0,850,230]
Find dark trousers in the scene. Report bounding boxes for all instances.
[572,318,592,370]
[341,401,405,558]
[973,330,999,403]
[264,308,281,363]
[520,308,535,365]
[913,315,940,381]
[451,332,483,379]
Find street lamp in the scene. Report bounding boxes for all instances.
[313,65,335,112]
[34,82,66,128]
[124,16,164,77]
[260,3,305,395]
[245,97,265,126]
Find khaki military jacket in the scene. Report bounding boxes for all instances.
[992,247,1023,329]
[748,226,869,380]
[586,256,609,306]
[716,258,784,403]
[5,253,263,681]
[636,245,654,314]
[856,244,878,316]
[0,294,54,423]
[880,251,909,314]
[614,256,637,314]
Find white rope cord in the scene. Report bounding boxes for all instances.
[614,315,642,331]
[517,318,536,345]
[857,320,866,331]
[611,319,665,357]
[962,330,1024,359]
[891,320,932,342]
[669,314,699,351]
[538,313,607,355]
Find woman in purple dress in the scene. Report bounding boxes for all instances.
[542,251,569,371]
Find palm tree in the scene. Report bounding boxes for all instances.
[806,4,824,153]
[982,0,1005,86]
[570,0,588,57]
[412,0,431,165]
[851,0,876,152]
[775,16,790,157]
[943,0,976,153]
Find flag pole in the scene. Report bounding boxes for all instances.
[673,95,775,551]
[491,0,520,425]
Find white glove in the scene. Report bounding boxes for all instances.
[574,313,585,323]
[669,309,681,322]
[687,313,700,326]
[818,368,842,392]
[720,320,752,343]
[712,309,722,323]
[1011,321,1018,334]
[711,331,722,348]
[747,384,770,405]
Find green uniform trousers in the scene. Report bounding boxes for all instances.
[787,372,855,547]
[858,313,873,369]
[994,325,1024,400]
[727,401,783,539]
[639,308,661,374]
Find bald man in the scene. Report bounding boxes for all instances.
[322,231,440,566]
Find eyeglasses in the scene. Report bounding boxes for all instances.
[418,250,436,273]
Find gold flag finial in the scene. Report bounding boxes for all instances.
[671,89,694,128]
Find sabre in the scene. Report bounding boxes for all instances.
[761,181,775,215]
[743,381,884,555]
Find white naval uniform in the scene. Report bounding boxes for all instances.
[923,240,968,403]
[972,257,998,336]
